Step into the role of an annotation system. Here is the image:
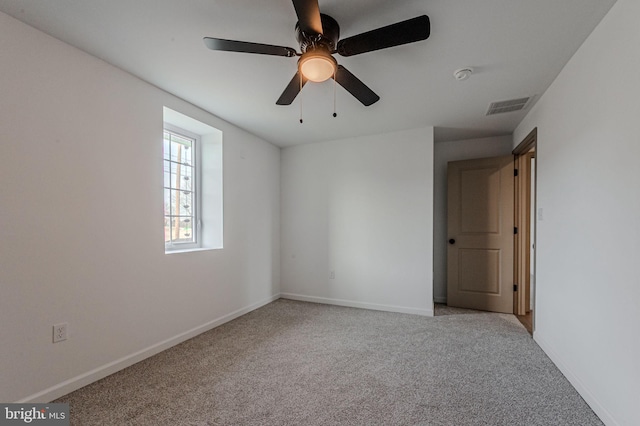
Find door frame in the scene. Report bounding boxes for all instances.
[513,128,537,318]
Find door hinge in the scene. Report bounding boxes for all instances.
[514,169,519,177]
[514,284,518,292]
[514,227,518,234]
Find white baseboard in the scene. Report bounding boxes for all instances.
[280,293,434,317]
[534,332,618,426]
[433,296,447,304]
[17,293,281,403]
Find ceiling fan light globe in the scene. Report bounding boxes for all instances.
[299,51,337,82]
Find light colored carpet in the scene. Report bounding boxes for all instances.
[433,303,483,316]
[55,299,601,425]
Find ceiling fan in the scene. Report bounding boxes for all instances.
[203,0,430,107]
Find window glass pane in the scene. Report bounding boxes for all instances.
[181,165,193,190]
[171,216,194,243]
[164,188,194,216]
[170,189,194,214]
[170,139,192,164]
[163,134,171,161]
[170,141,180,163]
[169,217,180,243]
[179,191,193,216]
[163,161,171,188]
[180,144,192,166]
[164,217,171,243]
[169,163,193,191]
[164,188,172,216]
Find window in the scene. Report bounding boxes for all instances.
[162,106,224,253]
[163,125,200,251]
[164,107,224,254]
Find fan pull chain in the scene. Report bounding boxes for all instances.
[333,70,337,118]
[299,73,304,124]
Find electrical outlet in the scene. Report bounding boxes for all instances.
[53,323,68,343]
[330,270,335,279]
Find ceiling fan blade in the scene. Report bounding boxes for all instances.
[337,15,430,57]
[276,72,308,105]
[292,0,323,35]
[203,37,297,57]
[333,65,380,106]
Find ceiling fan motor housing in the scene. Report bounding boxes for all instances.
[296,13,340,53]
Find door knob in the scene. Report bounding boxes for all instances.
[449,239,456,245]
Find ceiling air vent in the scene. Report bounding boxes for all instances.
[486,96,533,116]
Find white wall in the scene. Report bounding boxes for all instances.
[0,12,280,403]
[432,136,513,303]
[513,0,640,423]
[280,128,434,316]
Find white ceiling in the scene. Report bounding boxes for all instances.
[0,0,616,147]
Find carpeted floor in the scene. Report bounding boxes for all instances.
[55,299,601,425]
[433,303,483,316]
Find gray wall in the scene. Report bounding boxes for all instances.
[513,0,640,423]
[281,128,434,315]
[0,11,280,402]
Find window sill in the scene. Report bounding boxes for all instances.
[164,247,221,255]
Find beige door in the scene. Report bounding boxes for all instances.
[447,155,514,313]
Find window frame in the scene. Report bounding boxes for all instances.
[163,123,202,252]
